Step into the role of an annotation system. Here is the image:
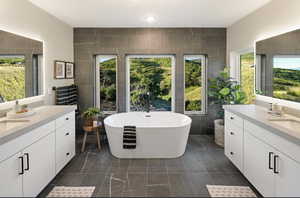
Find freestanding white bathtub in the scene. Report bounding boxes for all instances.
[104,112,192,158]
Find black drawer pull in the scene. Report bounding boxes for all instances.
[230,132,234,135]
[66,117,69,121]
[19,156,24,175]
[66,152,70,156]
[230,152,234,155]
[24,153,29,171]
[274,155,279,174]
[65,133,70,136]
[230,117,234,120]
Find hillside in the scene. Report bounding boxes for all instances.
[0,56,25,102]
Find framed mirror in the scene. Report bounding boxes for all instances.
[256,29,300,103]
[0,30,43,103]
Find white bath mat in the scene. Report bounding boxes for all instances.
[206,185,256,197]
[47,186,95,197]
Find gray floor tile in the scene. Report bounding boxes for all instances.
[146,185,170,197]
[39,135,261,197]
[128,159,148,172]
[148,173,169,185]
[54,173,85,186]
[147,159,167,172]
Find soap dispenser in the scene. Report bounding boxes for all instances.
[14,100,20,113]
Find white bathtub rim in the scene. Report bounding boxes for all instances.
[104,111,192,129]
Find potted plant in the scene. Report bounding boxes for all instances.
[208,67,245,147]
[81,107,103,126]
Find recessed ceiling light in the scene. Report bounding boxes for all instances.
[146,16,155,23]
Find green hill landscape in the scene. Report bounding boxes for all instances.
[273,68,300,102]
[100,57,202,111]
[240,53,255,104]
[0,56,25,102]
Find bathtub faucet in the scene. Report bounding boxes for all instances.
[146,92,150,113]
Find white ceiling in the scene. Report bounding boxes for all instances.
[29,0,271,28]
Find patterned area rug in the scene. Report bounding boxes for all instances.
[47,186,95,197]
[206,185,257,197]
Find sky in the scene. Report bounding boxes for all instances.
[274,57,300,70]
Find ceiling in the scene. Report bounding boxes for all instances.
[29,0,272,28]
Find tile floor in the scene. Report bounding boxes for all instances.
[39,135,260,197]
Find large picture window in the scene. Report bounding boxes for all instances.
[126,55,175,112]
[184,55,206,113]
[95,55,117,112]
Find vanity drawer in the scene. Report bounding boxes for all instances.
[225,111,243,128]
[56,111,75,129]
[55,125,75,173]
[55,137,75,174]
[225,123,244,172]
[56,125,75,150]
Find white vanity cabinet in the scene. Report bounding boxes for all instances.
[0,109,75,197]
[224,111,244,172]
[55,111,75,174]
[224,109,300,197]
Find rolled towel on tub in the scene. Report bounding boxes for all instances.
[123,126,136,149]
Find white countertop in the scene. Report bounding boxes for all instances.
[0,105,76,146]
[223,104,300,146]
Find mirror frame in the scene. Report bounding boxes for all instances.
[254,27,300,108]
[0,29,45,110]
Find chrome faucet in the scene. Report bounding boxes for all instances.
[268,103,283,116]
[268,103,273,112]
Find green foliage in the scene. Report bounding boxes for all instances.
[0,57,25,65]
[185,100,201,111]
[240,53,255,104]
[273,68,300,102]
[129,58,171,111]
[99,58,117,111]
[185,59,202,87]
[0,57,26,102]
[185,58,202,111]
[208,67,246,118]
[82,107,102,119]
[98,56,203,112]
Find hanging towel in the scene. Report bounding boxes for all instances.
[54,84,79,116]
[123,126,136,149]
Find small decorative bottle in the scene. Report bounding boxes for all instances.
[14,100,20,113]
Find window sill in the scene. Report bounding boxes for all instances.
[184,112,207,116]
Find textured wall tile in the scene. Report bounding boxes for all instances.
[74,28,226,134]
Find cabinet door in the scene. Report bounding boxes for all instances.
[275,151,300,197]
[0,152,23,197]
[244,131,275,197]
[23,133,55,197]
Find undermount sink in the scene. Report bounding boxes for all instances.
[269,118,300,131]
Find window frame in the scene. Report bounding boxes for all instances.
[126,54,176,112]
[95,55,118,114]
[183,55,207,115]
